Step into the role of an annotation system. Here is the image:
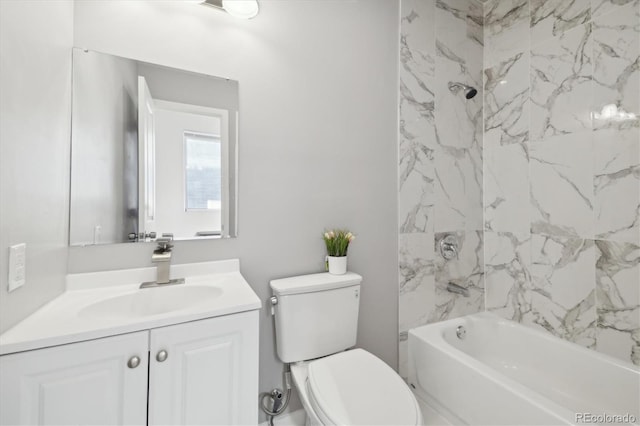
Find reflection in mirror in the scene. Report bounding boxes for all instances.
[69,49,238,246]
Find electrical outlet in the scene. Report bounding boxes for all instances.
[8,243,26,292]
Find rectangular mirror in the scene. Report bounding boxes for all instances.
[69,48,238,246]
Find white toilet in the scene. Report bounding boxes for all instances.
[270,272,423,426]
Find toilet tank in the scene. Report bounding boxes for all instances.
[270,272,363,363]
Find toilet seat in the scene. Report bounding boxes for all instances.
[306,349,422,425]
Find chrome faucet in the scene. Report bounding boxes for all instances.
[152,238,173,284]
[140,237,185,289]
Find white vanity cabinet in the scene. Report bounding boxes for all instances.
[148,311,259,425]
[0,331,149,425]
[0,310,259,426]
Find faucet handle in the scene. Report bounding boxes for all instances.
[155,237,173,252]
[439,234,459,260]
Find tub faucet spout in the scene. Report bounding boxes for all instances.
[447,282,469,297]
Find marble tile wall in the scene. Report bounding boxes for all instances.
[399,0,638,376]
[483,0,640,365]
[398,0,484,378]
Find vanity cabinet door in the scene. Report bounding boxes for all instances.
[0,331,149,425]
[148,310,259,425]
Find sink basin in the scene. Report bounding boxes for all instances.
[79,285,223,319]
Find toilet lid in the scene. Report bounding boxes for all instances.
[307,349,421,426]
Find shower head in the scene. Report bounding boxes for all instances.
[448,82,478,99]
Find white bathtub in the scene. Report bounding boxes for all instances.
[407,312,640,425]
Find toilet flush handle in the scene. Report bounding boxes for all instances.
[270,296,278,315]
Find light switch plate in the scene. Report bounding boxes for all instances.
[8,243,26,292]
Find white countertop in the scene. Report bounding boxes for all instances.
[0,259,261,355]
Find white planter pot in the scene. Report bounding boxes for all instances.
[327,256,347,275]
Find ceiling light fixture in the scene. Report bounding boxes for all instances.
[202,0,259,19]
[222,0,259,19]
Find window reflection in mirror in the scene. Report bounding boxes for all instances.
[184,132,222,211]
[69,49,238,246]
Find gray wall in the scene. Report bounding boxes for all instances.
[72,0,400,418]
[0,0,74,333]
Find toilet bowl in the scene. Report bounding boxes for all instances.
[291,349,423,426]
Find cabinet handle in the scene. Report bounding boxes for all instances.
[127,356,141,369]
[156,350,168,362]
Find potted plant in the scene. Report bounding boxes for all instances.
[323,229,355,275]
